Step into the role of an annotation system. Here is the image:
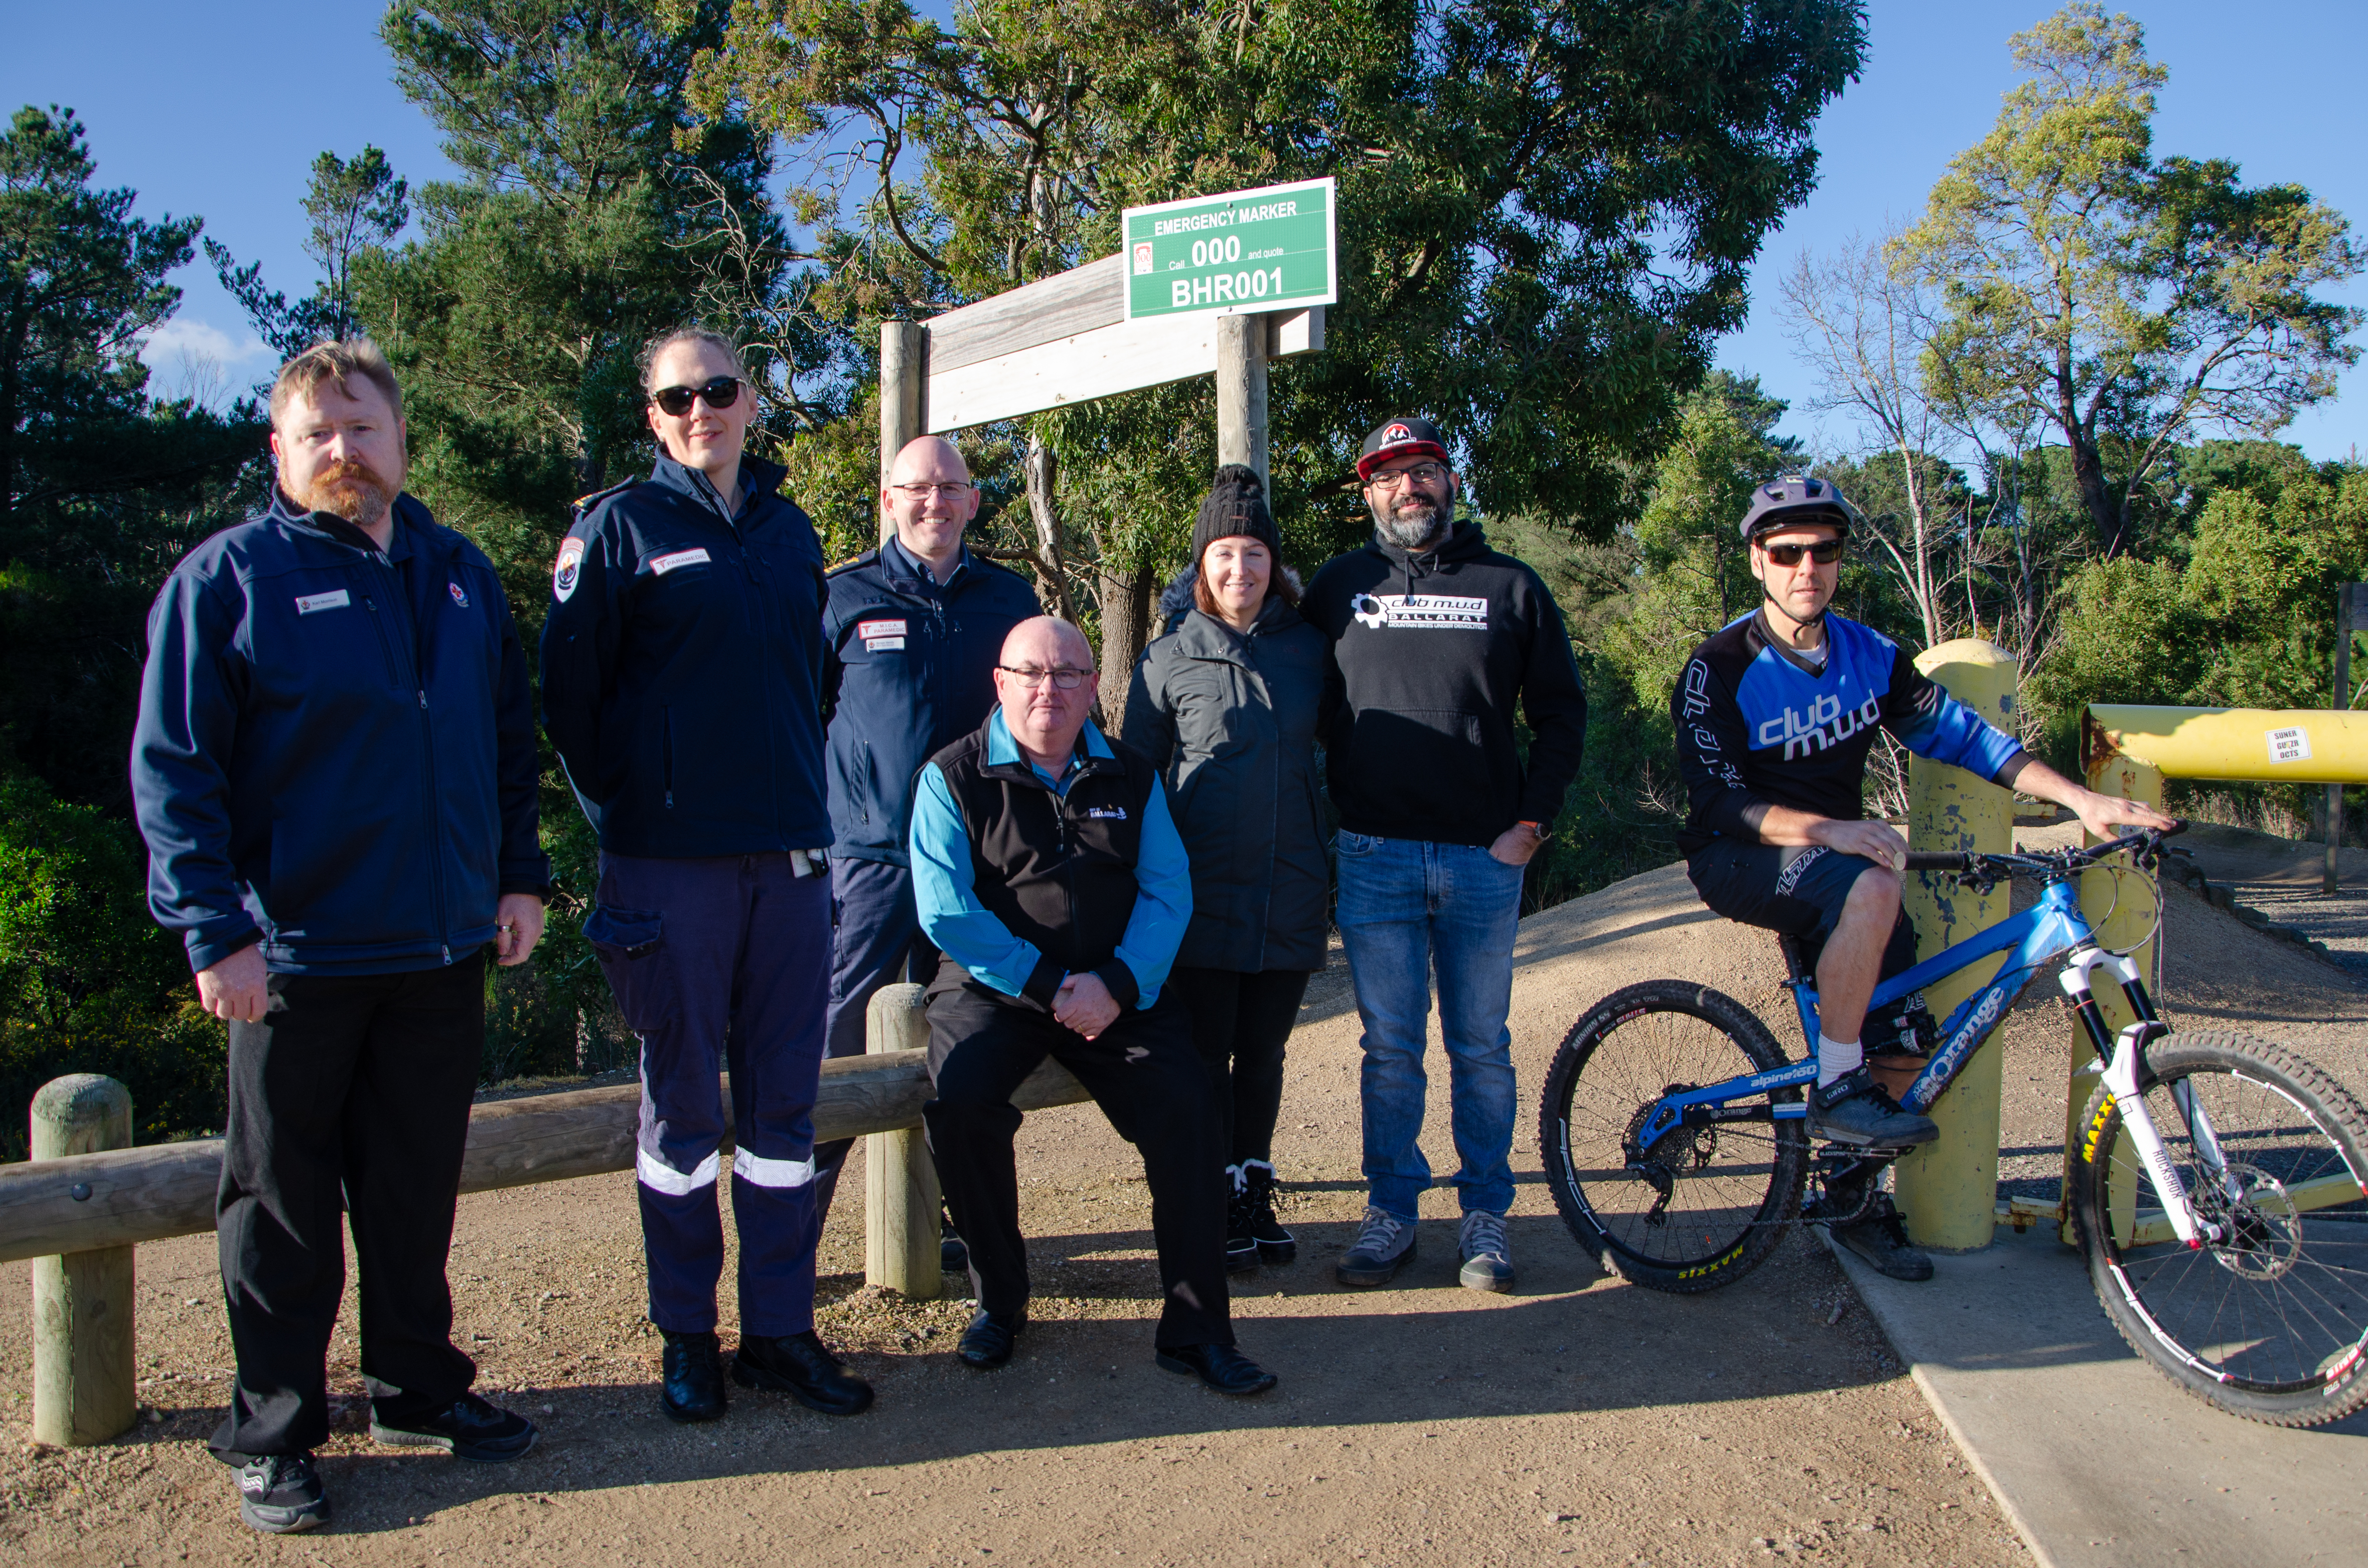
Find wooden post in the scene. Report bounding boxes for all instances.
[864,983,943,1299]
[31,1075,135,1447]
[1215,312,1269,489]
[878,321,927,542]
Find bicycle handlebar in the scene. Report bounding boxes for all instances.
[1898,820,2187,880]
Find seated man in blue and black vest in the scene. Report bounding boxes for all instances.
[910,615,1276,1396]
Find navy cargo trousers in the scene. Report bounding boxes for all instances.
[588,852,830,1337]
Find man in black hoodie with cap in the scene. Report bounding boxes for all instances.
[1304,417,1588,1295]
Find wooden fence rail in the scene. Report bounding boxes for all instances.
[3,1045,1087,1267]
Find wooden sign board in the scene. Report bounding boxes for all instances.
[920,252,1323,433]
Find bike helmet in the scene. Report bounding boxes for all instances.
[1738,475,1857,544]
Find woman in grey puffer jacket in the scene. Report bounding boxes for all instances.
[1123,466,1328,1274]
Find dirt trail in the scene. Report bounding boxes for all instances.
[7,849,2358,1566]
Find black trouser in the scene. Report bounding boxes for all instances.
[210,952,486,1460]
[1167,966,1310,1167]
[921,973,1232,1349]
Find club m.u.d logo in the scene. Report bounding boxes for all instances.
[1350,592,1487,631]
[1755,691,1882,759]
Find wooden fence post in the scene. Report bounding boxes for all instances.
[878,322,927,542]
[1215,312,1269,490]
[863,984,943,1299]
[31,1075,136,1447]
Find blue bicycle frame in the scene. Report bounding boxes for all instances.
[1628,874,2107,1151]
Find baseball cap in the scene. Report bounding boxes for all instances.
[1356,416,1451,482]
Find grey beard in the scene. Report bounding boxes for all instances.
[1374,502,1447,552]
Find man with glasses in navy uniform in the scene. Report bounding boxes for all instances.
[809,436,1039,1239]
[542,328,872,1426]
[1675,475,2174,1281]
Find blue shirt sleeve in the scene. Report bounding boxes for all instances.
[1882,647,2026,782]
[909,761,1048,1001]
[1104,779,1192,1009]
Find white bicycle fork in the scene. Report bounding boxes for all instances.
[2061,950,2228,1248]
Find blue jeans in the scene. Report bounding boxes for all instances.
[1335,832,1524,1221]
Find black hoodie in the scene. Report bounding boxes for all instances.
[1303,522,1587,847]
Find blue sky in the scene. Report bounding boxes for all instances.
[7,2,2362,462]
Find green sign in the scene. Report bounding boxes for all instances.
[1123,177,1337,321]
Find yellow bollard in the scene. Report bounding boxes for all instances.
[2065,747,2163,1244]
[1894,640,2017,1252]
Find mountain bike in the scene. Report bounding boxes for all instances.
[1537,827,2368,1427]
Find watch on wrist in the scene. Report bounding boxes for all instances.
[1520,820,1551,843]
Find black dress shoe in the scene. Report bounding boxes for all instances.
[1155,1342,1277,1397]
[732,1331,874,1417]
[369,1392,539,1462]
[957,1309,1024,1369]
[660,1329,726,1423]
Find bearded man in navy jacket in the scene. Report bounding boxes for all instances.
[132,340,548,1535]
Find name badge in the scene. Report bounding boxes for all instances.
[1085,805,1128,820]
[295,589,350,615]
[859,617,908,652]
[648,547,711,576]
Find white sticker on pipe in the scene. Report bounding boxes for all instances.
[2267,726,2312,764]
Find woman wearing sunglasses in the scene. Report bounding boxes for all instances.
[540,329,871,1425]
[1122,465,1329,1276]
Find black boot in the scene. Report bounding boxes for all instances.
[733,1331,875,1417]
[1240,1160,1296,1264]
[660,1329,727,1423]
[1223,1166,1259,1275]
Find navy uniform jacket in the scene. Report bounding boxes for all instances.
[541,452,831,856]
[821,537,1040,867]
[131,491,548,976]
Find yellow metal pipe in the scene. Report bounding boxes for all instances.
[1896,639,2017,1252]
[2085,705,2368,784]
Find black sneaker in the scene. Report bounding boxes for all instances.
[1832,1196,1936,1283]
[1810,1067,1939,1147]
[1241,1161,1297,1264]
[661,1328,726,1423]
[1224,1166,1259,1275]
[733,1330,875,1417]
[370,1392,539,1462]
[234,1452,330,1534]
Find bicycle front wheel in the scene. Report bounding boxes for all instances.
[1538,980,1808,1293]
[2072,1032,2368,1426]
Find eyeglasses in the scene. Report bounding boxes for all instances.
[892,482,975,499]
[1760,538,1845,567]
[997,665,1093,690]
[1367,462,1447,490]
[649,377,743,417]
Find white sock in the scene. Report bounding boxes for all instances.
[1817,1032,1863,1089]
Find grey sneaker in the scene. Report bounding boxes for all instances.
[234,1452,330,1534]
[1335,1206,1416,1287]
[1810,1067,1939,1147]
[1832,1197,1936,1283]
[1457,1209,1515,1293]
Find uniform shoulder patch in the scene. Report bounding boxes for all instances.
[826,548,881,577]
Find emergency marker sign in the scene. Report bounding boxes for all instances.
[1122,177,1337,322]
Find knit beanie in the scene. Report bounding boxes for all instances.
[1191,464,1282,569]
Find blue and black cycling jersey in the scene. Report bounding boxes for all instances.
[1671,609,2025,857]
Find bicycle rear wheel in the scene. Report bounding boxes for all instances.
[1538,980,1808,1293]
[2072,1032,2368,1426]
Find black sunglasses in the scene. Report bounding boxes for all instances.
[649,377,743,417]
[1761,538,1845,567]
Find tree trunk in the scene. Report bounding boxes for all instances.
[2066,429,2130,560]
[1095,560,1154,739]
[1023,443,1077,624]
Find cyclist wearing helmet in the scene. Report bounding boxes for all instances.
[1672,476,2174,1280]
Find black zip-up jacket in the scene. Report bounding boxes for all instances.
[822,539,1040,866]
[540,452,830,856]
[1123,572,1329,973]
[1302,521,1588,846]
[132,491,548,976]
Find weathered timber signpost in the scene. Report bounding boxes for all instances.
[877,176,1336,533]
